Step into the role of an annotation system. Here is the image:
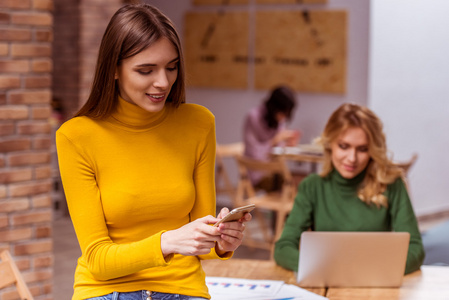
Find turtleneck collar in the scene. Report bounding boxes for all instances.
[108,96,169,131]
[331,167,367,187]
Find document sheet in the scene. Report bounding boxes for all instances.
[206,276,328,300]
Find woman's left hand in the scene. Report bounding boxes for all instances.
[215,207,252,253]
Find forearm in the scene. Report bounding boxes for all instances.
[274,239,300,272]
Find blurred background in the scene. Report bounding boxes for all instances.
[1,0,449,299]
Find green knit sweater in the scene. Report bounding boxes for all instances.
[274,169,425,274]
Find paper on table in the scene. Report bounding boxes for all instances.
[206,276,283,298]
[266,284,329,300]
[206,277,328,300]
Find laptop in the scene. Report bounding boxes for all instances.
[297,231,410,288]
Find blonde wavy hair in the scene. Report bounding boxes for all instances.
[319,103,404,207]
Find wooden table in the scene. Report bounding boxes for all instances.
[202,259,449,299]
[326,265,449,300]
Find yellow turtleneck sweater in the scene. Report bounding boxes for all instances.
[56,98,229,300]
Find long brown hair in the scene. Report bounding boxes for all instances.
[320,103,403,207]
[75,4,186,118]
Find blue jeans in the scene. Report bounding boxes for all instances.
[86,290,208,300]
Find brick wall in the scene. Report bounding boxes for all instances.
[0,0,54,299]
[78,0,122,113]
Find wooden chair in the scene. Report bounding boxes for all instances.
[234,155,296,257]
[215,143,244,206]
[395,153,418,176]
[0,250,34,300]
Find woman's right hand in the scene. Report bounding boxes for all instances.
[160,215,221,257]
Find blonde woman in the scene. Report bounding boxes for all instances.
[274,103,424,274]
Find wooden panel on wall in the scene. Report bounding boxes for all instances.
[256,0,327,4]
[193,0,249,6]
[254,10,347,93]
[184,11,249,89]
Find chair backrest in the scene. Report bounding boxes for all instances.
[215,143,244,204]
[0,250,34,300]
[234,155,295,206]
[234,156,297,253]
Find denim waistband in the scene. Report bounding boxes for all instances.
[86,290,208,300]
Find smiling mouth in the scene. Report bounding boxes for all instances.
[146,93,165,102]
[343,164,357,171]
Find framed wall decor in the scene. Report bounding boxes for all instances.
[254,10,347,93]
[184,11,249,89]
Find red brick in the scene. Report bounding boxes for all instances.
[0,0,31,9]
[32,194,51,208]
[36,226,51,239]
[24,75,51,88]
[11,12,53,26]
[0,215,8,227]
[0,43,8,56]
[0,12,10,24]
[11,43,51,58]
[0,168,33,183]
[13,210,52,225]
[0,185,6,198]
[42,282,52,295]
[31,105,51,119]
[0,105,29,120]
[0,93,6,104]
[14,239,52,255]
[0,137,31,152]
[31,59,52,72]
[0,28,32,41]
[9,90,51,104]
[15,257,31,271]
[0,59,30,73]
[18,121,51,134]
[34,165,51,179]
[33,0,53,11]
[0,197,30,212]
[34,254,52,268]
[8,152,50,166]
[0,123,14,136]
[0,157,4,167]
[0,75,20,89]
[23,269,52,283]
[33,136,51,150]
[8,152,50,167]
[11,12,52,26]
[0,227,32,242]
[35,29,53,42]
[9,180,52,196]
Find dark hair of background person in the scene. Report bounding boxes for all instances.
[263,86,297,129]
[75,4,186,119]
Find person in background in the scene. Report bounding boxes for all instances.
[243,86,300,191]
[56,4,251,300]
[274,103,424,275]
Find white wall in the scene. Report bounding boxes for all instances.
[369,0,449,215]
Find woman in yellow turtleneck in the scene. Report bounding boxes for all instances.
[56,4,250,300]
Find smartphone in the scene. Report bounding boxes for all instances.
[213,204,255,227]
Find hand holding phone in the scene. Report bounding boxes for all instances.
[213,204,255,227]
